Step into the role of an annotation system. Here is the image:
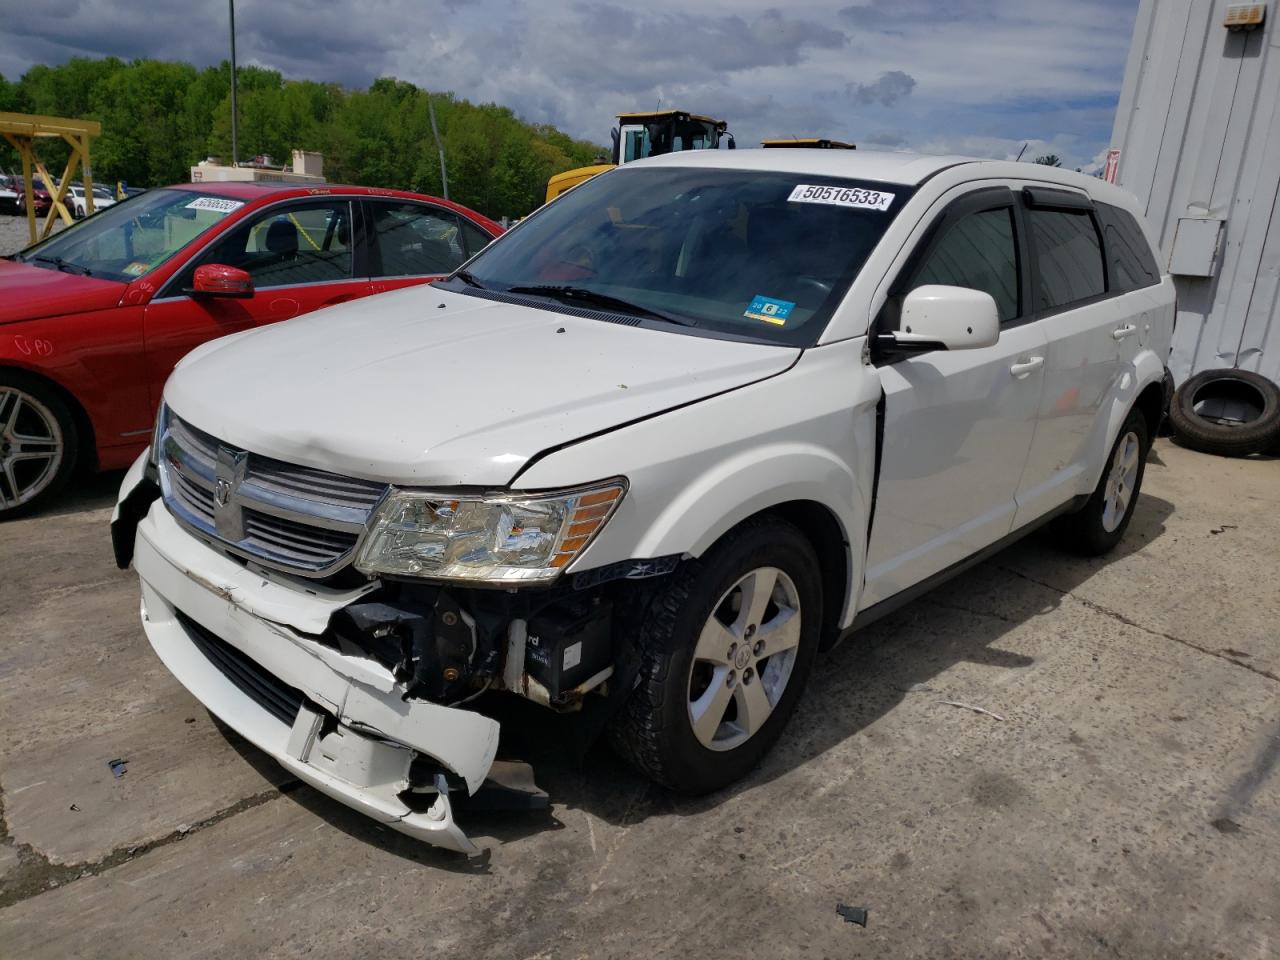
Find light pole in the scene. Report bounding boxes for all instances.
[229,0,239,166]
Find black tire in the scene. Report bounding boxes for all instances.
[1054,408,1149,556]
[0,370,80,520]
[1168,368,1280,457]
[609,516,822,794]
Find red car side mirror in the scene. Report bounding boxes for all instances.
[190,264,254,299]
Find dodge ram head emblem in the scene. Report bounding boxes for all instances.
[213,446,248,541]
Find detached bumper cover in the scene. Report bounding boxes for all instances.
[124,476,501,854]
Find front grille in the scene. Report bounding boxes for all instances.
[178,612,304,725]
[158,410,388,576]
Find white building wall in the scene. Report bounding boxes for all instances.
[1110,0,1280,384]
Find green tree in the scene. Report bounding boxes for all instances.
[1033,154,1063,167]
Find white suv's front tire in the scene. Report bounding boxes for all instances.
[610,516,822,793]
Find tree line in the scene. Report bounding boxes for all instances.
[0,58,605,219]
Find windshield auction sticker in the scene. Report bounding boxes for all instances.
[745,295,796,325]
[788,184,895,211]
[185,197,245,214]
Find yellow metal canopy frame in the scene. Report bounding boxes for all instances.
[0,111,102,245]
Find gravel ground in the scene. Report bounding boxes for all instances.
[0,212,64,256]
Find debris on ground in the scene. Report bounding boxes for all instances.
[1210,524,1238,535]
[836,904,869,927]
[938,699,1006,722]
[107,759,128,778]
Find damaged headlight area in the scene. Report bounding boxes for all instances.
[355,480,626,583]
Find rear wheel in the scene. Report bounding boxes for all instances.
[610,516,822,793]
[1054,408,1149,556]
[0,372,78,519]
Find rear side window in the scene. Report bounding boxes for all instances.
[1096,203,1160,292]
[912,207,1020,322]
[367,202,468,277]
[1027,208,1105,311]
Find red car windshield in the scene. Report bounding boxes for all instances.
[14,189,247,283]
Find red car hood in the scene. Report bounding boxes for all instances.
[0,258,126,324]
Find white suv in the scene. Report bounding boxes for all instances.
[114,150,1174,853]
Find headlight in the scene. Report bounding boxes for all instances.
[355,479,626,583]
[149,402,167,465]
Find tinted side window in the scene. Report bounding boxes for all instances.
[1097,203,1160,292]
[1028,208,1105,310]
[458,218,494,258]
[193,201,353,289]
[912,207,1020,322]
[368,202,467,277]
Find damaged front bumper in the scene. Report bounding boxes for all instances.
[118,457,502,854]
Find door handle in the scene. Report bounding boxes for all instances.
[1009,356,1044,378]
[1112,324,1137,341]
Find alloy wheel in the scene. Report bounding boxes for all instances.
[686,566,802,752]
[0,387,64,510]
[1101,430,1140,532]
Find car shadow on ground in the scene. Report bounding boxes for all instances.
[209,490,1175,869]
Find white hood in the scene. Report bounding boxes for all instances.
[164,285,798,486]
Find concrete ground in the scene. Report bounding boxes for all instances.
[0,439,1276,958]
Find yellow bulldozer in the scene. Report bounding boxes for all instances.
[545,110,733,203]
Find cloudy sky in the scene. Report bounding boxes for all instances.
[0,0,1139,171]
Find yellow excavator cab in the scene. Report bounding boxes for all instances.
[545,110,732,204]
[761,138,856,149]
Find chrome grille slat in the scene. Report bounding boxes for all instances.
[158,411,387,577]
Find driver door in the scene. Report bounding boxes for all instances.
[860,187,1047,608]
[142,199,369,400]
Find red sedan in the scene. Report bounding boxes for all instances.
[0,182,502,516]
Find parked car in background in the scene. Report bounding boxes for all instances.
[11,176,52,216]
[111,150,1175,853]
[0,182,502,516]
[0,174,18,213]
[68,184,118,218]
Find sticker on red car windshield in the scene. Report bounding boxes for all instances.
[185,197,245,214]
[788,184,894,211]
[122,261,149,277]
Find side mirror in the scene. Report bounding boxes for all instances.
[889,284,1000,352]
[190,264,254,299]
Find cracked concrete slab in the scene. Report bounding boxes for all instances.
[1,442,1277,958]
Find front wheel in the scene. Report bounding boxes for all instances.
[610,516,822,794]
[1054,408,1149,556]
[0,372,79,519]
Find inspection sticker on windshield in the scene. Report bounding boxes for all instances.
[185,197,245,214]
[745,295,795,325]
[788,184,895,211]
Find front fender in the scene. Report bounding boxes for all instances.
[634,444,861,561]
[515,340,879,629]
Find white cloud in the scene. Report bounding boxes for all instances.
[0,0,1139,170]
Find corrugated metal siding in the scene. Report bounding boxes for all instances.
[1110,0,1280,383]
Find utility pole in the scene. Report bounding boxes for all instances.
[427,95,448,200]
[229,0,239,166]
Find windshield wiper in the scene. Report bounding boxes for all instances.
[452,269,487,289]
[30,255,92,277]
[505,285,695,326]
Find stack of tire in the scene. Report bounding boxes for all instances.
[1169,368,1280,457]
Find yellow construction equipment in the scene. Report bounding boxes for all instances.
[545,110,732,204]
[761,138,856,149]
[0,112,102,245]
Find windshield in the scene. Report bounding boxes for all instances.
[14,189,248,283]
[446,167,912,345]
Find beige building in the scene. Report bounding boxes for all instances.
[191,150,325,184]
